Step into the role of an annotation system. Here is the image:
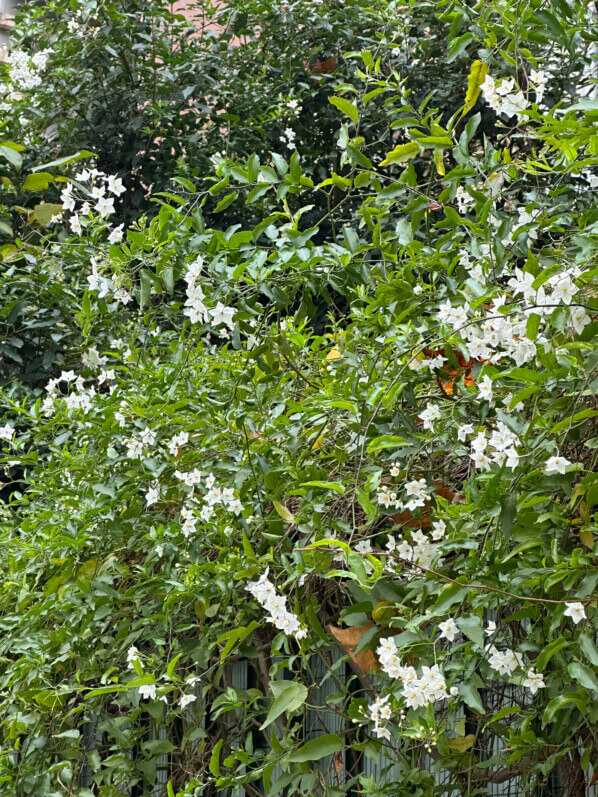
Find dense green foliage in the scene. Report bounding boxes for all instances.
[1,0,598,795]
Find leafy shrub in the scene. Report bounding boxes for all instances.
[0,0,598,795]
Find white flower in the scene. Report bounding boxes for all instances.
[564,602,586,624]
[477,374,493,402]
[431,520,446,541]
[570,307,591,335]
[155,544,164,558]
[457,423,474,442]
[485,621,496,636]
[438,618,459,643]
[107,175,126,196]
[146,486,159,506]
[127,646,142,670]
[138,684,157,700]
[545,455,571,475]
[95,195,115,218]
[523,669,545,695]
[449,686,459,697]
[179,693,197,709]
[209,302,236,330]
[0,424,14,441]
[418,403,441,431]
[108,224,124,244]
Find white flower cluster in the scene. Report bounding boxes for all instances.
[377,475,435,514]
[41,367,116,417]
[377,637,448,710]
[246,569,307,640]
[184,256,236,334]
[125,426,156,459]
[7,48,51,90]
[386,528,440,570]
[367,695,393,740]
[60,169,125,239]
[459,420,521,471]
[480,74,529,119]
[168,431,189,457]
[87,258,132,306]
[176,472,244,536]
[508,266,590,333]
[487,644,524,676]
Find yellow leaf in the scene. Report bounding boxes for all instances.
[580,530,594,549]
[326,346,342,360]
[433,148,446,176]
[380,142,419,167]
[448,734,475,753]
[464,60,487,113]
[272,500,295,523]
[312,431,326,450]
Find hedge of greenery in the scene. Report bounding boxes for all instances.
[1,0,598,795]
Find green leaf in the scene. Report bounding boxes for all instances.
[329,96,359,125]
[499,494,517,542]
[300,481,345,493]
[542,692,586,726]
[380,142,419,167]
[260,680,308,730]
[456,615,484,647]
[579,632,598,667]
[287,733,343,763]
[458,682,485,714]
[213,192,238,213]
[367,435,411,452]
[139,269,152,308]
[464,60,487,112]
[209,738,223,777]
[429,583,469,615]
[33,150,95,172]
[568,661,598,692]
[0,145,23,169]
[536,637,569,671]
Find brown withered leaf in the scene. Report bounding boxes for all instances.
[329,623,380,673]
[392,481,457,529]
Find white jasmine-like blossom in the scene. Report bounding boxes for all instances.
[168,431,189,457]
[0,424,14,441]
[368,694,392,740]
[146,486,159,506]
[246,569,307,641]
[564,602,586,624]
[127,646,142,670]
[570,307,591,335]
[438,618,459,642]
[155,544,164,558]
[418,403,441,432]
[523,669,545,695]
[95,195,115,218]
[209,302,236,331]
[487,645,524,676]
[477,374,493,402]
[138,684,157,700]
[107,175,126,196]
[457,423,474,442]
[545,455,571,474]
[108,224,124,244]
[179,694,197,709]
[485,621,497,636]
[431,520,446,541]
